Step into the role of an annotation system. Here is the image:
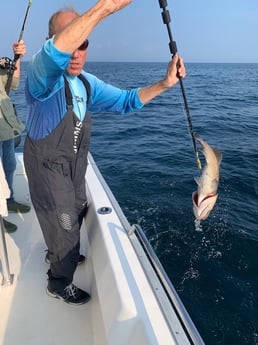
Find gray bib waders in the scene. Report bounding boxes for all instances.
[24,75,91,290]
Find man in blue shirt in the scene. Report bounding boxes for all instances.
[24,0,186,305]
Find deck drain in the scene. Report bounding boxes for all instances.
[97,206,112,215]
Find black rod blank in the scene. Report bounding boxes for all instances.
[158,0,202,169]
[5,0,32,95]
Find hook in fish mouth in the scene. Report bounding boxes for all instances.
[192,191,218,221]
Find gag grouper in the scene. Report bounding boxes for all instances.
[192,134,222,220]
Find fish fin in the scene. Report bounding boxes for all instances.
[211,147,222,165]
[194,177,202,186]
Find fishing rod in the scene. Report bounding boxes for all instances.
[158,0,202,170]
[5,0,32,95]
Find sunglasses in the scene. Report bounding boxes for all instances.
[78,39,89,51]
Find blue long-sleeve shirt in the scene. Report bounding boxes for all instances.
[26,38,144,140]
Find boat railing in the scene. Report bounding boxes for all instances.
[129,223,205,345]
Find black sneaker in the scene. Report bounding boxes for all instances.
[45,252,86,265]
[3,219,17,233]
[7,201,31,214]
[46,283,90,305]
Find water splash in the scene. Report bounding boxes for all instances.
[181,267,200,285]
[194,219,203,232]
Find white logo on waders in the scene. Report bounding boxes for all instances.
[73,120,83,154]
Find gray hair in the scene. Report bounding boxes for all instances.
[48,7,80,37]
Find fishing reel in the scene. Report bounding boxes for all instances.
[0,57,16,71]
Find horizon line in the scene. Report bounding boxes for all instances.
[21,60,258,64]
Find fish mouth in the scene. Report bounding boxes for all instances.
[194,192,216,205]
[192,191,199,207]
[192,191,218,220]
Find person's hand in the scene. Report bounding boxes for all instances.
[164,54,186,88]
[12,40,26,58]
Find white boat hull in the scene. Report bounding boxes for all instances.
[0,153,204,345]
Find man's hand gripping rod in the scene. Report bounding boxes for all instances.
[5,0,32,95]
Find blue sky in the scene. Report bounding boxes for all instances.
[1,0,257,63]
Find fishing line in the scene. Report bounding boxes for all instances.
[5,0,32,95]
[158,0,202,170]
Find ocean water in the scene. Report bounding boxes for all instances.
[14,61,258,344]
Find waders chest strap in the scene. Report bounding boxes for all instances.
[64,74,91,108]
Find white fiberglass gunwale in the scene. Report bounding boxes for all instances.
[0,152,204,345]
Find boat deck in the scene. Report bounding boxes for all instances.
[0,154,204,345]
[0,190,95,345]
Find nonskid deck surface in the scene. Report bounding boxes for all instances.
[0,206,95,345]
